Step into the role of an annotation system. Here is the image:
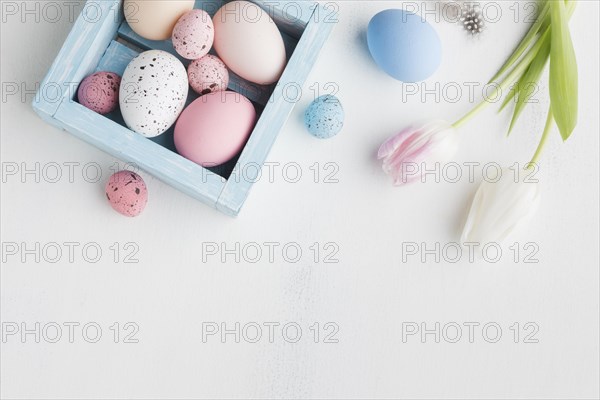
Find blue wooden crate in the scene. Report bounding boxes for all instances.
[33,0,334,216]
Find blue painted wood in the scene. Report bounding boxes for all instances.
[216,3,335,215]
[33,0,122,118]
[33,0,332,216]
[55,101,226,207]
[95,40,139,75]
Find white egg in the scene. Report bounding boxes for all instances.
[124,0,194,41]
[213,1,287,85]
[120,50,188,138]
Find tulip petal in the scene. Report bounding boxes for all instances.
[377,125,415,160]
[461,168,541,245]
[378,120,459,186]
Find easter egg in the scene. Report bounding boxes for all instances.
[367,9,441,82]
[174,92,256,167]
[77,71,121,114]
[304,95,344,139]
[124,0,194,41]
[105,171,148,217]
[213,1,286,85]
[188,55,230,95]
[172,9,214,60]
[120,50,188,137]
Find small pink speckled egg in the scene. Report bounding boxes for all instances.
[188,54,229,95]
[172,9,214,60]
[105,171,148,217]
[77,71,121,114]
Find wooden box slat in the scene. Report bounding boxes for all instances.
[35,0,123,118]
[216,8,334,214]
[55,102,226,206]
[95,40,140,76]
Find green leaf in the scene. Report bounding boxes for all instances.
[489,1,549,84]
[549,0,578,140]
[507,34,551,135]
[499,85,517,112]
[497,28,551,112]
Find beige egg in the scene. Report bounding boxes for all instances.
[124,0,195,41]
[213,1,287,85]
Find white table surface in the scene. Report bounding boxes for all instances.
[1,1,599,399]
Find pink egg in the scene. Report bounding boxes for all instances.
[78,71,121,114]
[188,54,229,95]
[105,171,148,217]
[172,9,214,60]
[174,92,256,167]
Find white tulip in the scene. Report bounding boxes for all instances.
[461,167,541,245]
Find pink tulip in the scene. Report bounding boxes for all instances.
[377,120,459,185]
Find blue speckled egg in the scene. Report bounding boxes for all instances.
[304,95,344,139]
[367,9,441,82]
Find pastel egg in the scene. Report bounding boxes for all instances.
[120,50,188,137]
[124,0,194,41]
[304,95,344,139]
[213,1,286,85]
[172,9,214,60]
[188,55,229,95]
[77,72,121,114]
[174,92,256,167]
[367,9,441,82]
[105,171,148,217]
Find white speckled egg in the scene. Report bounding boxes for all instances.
[120,50,189,137]
[213,1,286,85]
[304,95,344,139]
[172,9,214,60]
[188,55,229,95]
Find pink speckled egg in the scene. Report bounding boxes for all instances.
[172,9,214,60]
[105,171,148,217]
[174,91,256,167]
[188,54,229,95]
[77,72,121,114]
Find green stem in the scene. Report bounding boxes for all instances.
[452,0,576,131]
[527,106,554,169]
[488,1,550,84]
[452,39,543,129]
[451,96,490,129]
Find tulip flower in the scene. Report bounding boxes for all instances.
[457,1,577,245]
[377,120,459,185]
[376,3,577,245]
[378,2,577,187]
[461,107,554,245]
[460,167,541,245]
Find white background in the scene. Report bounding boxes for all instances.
[1,1,599,399]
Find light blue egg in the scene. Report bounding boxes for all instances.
[304,95,344,139]
[367,9,441,82]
